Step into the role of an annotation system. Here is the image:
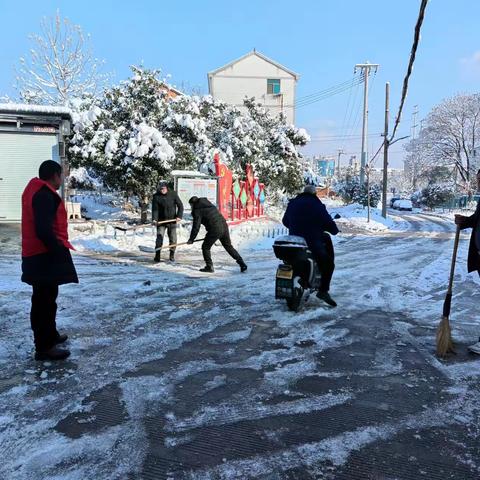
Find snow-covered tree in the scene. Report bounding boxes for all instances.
[404,93,480,192]
[69,67,311,220]
[15,12,109,105]
[242,98,309,193]
[69,68,175,221]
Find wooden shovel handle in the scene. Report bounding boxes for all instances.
[114,219,181,231]
[153,218,181,226]
[154,237,205,252]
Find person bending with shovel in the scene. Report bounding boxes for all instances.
[187,196,247,273]
[453,169,480,354]
[151,181,184,263]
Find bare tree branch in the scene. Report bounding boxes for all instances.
[404,93,480,191]
[14,11,111,105]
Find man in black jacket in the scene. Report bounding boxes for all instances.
[454,169,480,354]
[283,185,339,307]
[151,181,184,262]
[22,160,78,361]
[187,196,247,273]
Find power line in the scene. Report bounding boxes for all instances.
[296,77,365,108]
[295,76,361,103]
[310,132,384,140]
[268,75,364,110]
[339,75,356,140]
[346,81,364,141]
[340,72,364,146]
[389,0,429,142]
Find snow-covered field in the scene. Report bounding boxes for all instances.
[1,208,480,479]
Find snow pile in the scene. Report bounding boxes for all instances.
[0,102,71,115]
[69,218,283,255]
[325,201,405,233]
[69,191,139,222]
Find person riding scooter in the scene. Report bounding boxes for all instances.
[282,185,339,306]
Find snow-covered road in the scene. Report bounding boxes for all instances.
[1,213,479,479]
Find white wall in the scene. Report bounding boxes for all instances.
[209,54,297,125]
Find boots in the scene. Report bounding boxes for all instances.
[35,346,71,361]
[169,250,175,262]
[199,265,214,273]
[238,260,248,273]
[316,290,337,307]
[154,252,161,263]
[55,333,68,344]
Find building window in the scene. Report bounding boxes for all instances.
[267,79,281,95]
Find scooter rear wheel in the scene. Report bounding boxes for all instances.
[286,285,304,312]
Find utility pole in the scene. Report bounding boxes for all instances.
[412,105,419,139]
[355,62,379,185]
[336,149,344,177]
[366,163,371,222]
[382,82,390,218]
[411,105,419,189]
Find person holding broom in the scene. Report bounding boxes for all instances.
[454,168,480,354]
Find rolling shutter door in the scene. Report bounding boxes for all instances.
[0,132,59,222]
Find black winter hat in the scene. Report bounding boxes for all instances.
[189,196,199,204]
[157,181,168,190]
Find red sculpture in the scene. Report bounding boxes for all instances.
[213,153,266,221]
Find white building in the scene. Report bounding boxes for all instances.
[208,50,299,125]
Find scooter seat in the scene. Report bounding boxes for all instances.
[273,235,308,247]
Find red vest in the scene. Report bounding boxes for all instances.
[22,178,74,257]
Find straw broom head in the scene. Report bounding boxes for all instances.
[436,314,454,357]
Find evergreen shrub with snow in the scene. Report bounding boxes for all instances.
[335,177,381,207]
[419,184,455,209]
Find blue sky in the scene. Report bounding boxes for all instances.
[1,0,479,168]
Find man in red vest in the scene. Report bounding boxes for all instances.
[22,160,78,361]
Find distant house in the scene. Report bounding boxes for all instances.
[208,50,299,125]
[159,83,183,99]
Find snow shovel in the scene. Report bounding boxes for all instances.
[114,219,180,232]
[436,226,461,357]
[138,238,205,254]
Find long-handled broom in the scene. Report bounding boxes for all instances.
[436,225,461,357]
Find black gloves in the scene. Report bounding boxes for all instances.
[187,239,194,245]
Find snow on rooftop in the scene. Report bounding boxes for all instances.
[0,103,71,116]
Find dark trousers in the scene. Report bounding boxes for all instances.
[202,229,243,268]
[155,224,177,254]
[30,284,59,352]
[311,233,335,293]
